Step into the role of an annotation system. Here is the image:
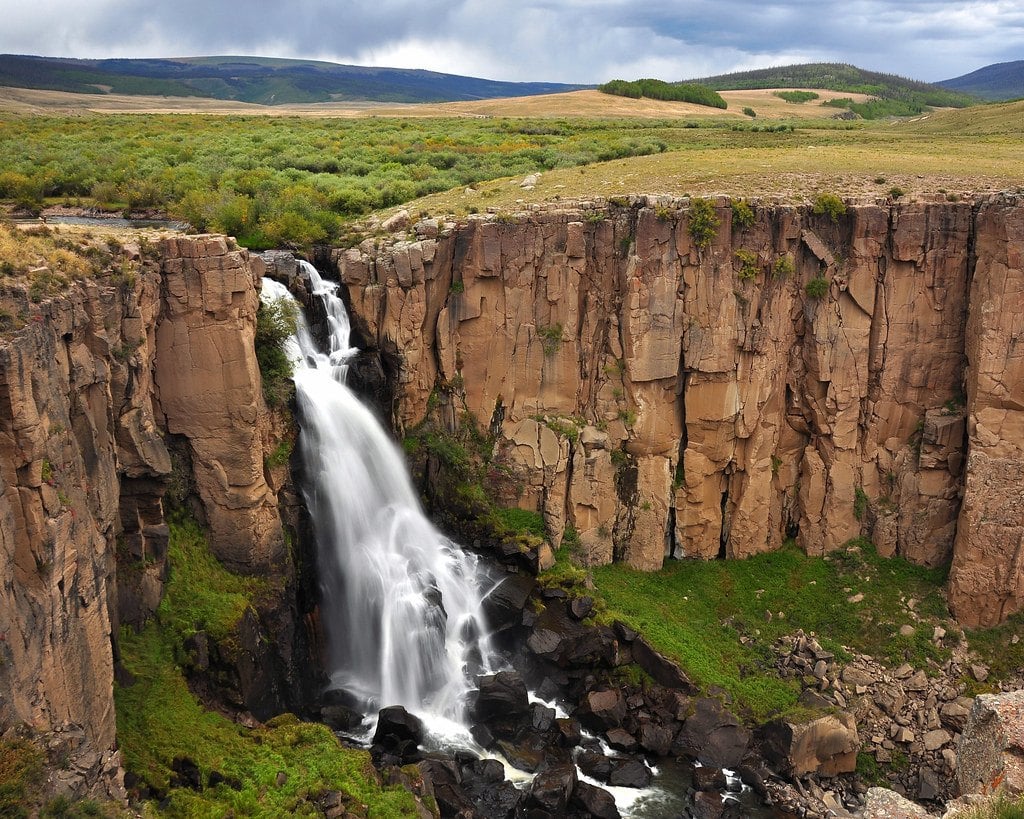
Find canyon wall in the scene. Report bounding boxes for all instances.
[333,194,1023,626]
[0,235,288,799]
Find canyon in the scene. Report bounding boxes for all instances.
[0,192,1021,814]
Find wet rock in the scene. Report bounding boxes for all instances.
[571,780,621,819]
[320,704,364,732]
[483,574,536,631]
[528,760,577,814]
[577,750,612,783]
[531,703,556,733]
[576,688,627,731]
[691,790,724,819]
[632,637,694,691]
[638,722,674,756]
[606,727,638,753]
[496,739,544,773]
[556,717,582,748]
[674,698,750,769]
[608,758,651,788]
[693,766,728,791]
[473,671,530,722]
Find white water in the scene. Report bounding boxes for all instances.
[261,264,496,728]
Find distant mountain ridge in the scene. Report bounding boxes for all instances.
[0,54,588,105]
[938,60,1024,101]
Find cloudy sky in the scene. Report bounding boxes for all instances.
[3,1,1021,83]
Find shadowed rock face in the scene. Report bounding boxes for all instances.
[335,193,1024,626]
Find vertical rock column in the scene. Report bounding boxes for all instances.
[155,236,283,571]
[949,196,1024,627]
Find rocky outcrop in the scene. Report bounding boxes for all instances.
[335,193,1024,624]
[0,234,292,803]
[957,690,1024,797]
[156,237,284,572]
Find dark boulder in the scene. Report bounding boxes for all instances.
[577,750,612,783]
[556,717,582,748]
[638,721,673,757]
[576,688,627,731]
[473,671,530,721]
[170,756,202,791]
[320,704,363,732]
[528,761,577,815]
[483,574,536,631]
[692,765,728,792]
[570,596,595,620]
[606,727,638,753]
[673,698,750,769]
[571,781,621,819]
[608,758,651,788]
[531,703,556,732]
[372,706,424,764]
[692,790,725,819]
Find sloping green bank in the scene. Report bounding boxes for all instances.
[116,518,419,818]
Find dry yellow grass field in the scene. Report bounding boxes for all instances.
[0,85,873,120]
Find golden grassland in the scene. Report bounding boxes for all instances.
[406,101,1024,217]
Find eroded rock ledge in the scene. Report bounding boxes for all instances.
[332,193,1024,627]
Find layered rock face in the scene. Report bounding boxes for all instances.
[334,194,1023,624]
[0,235,285,798]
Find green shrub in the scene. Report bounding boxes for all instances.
[772,256,795,278]
[688,197,720,248]
[255,296,298,408]
[888,186,905,199]
[537,323,564,357]
[598,79,728,109]
[774,90,819,103]
[742,107,756,118]
[805,277,829,299]
[734,249,759,280]
[731,199,755,229]
[812,193,847,222]
[854,487,869,521]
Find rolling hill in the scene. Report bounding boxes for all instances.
[0,54,587,105]
[682,63,978,117]
[939,60,1024,101]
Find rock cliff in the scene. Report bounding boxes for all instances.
[332,193,1024,625]
[0,234,291,801]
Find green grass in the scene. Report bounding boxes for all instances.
[574,539,950,721]
[116,519,419,817]
[159,515,269,643]
[0,737,45,817]
[492,507,546,539]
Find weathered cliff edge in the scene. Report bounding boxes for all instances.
[331,194,1024,628]
[0,235,299,801]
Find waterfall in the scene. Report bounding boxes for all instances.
[261,265,496,729]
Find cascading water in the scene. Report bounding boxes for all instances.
[261,264,496,729]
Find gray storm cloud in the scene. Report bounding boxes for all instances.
[3,0,1020,82]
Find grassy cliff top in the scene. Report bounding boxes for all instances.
[407,101,1024,217]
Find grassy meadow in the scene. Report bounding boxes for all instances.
[1,97,1021,250]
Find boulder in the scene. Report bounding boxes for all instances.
[674,698,751,769]
[571,781,621,819]
[576,688,627,731]
[608,758,651,788]
[372,706,424,763]
[473,671,530,722]
[957,690,1024,797]
[528,761,577,814]
[759,712,859,776]
[482,574,536,631]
